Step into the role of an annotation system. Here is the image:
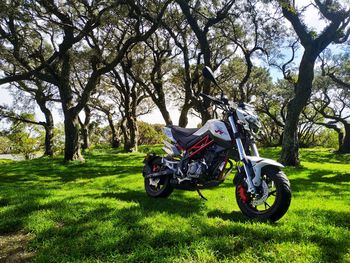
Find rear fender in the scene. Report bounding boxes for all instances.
[143,153,160,165]
[142,154,160,178]
[246,156,284,186]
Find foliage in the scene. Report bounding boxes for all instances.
[314,129,339,149]
[89,124,113,147]
[4,116,42,159]
[137,121,166,145]
[0,0,349,162]
[8,132,40,159]
[0,136,12,154]
[52,123,65,155]
[0,147,349,262]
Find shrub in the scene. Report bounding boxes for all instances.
[0,136,12,154]
[137,121,166,145]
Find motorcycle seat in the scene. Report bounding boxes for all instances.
[168,125,200,148]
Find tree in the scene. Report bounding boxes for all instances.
[3,113,42,159]
[162,7,197,127]
[0,80,56,156]
[109,58,153,152]
[219,0,283,102]
[0,0,171,160]
[89,87,121,149]
[256,78,324,148]
[277,0,350,165]
[124,33,174,126]
[176,0,235,124]
[311,75,350,153]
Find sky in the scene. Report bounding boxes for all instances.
[0,1,345,129]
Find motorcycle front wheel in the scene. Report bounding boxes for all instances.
[236,167,291,222]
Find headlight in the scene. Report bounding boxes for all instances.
[245,115,261,133]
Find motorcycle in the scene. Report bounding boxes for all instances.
[142,66,291,221]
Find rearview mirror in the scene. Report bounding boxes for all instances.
[202,66,218,86]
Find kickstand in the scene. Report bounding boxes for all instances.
[197,189,208,201]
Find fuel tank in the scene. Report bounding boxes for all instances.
[194,120,232,145]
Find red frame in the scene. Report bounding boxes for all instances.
[187,135,214,158]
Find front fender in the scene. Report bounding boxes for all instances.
[246,156,284,186]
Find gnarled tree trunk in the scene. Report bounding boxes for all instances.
[43,117,54,157]
[121,115,138,152]
[80,106,91,151]
[36,91,54,157]
[278,0,349,165]
[280,52,316,165]
[107,113,120,148]
[63,110,82,161]
[339,124,350,153]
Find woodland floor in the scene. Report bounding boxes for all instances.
[0,146,349,262]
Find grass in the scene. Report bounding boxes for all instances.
[0,146,349,262]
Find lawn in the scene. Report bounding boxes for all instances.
[0,146,349,262]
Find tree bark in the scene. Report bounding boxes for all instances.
[63,110,82,161]
[121,115,138,152]
[280,51,316,165]
[278,0,349,165]
[337,131,344,152]
[176,0,214,124]
[179,102,192,128]
[43,124,54,156]
[339,124,350,153]
[58,52,83,161]
[157,99,173,126]
[81,126,90,150]
[35,89,54,157]
[80,106,91,150]
[107,113,120,148]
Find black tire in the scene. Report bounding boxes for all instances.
[235,167,291,222]
[143,157,174,198]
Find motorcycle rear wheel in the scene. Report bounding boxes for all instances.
[143,157,174,198]
[236,167,291,222]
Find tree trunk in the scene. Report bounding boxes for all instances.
[44,123,54,157]
[121,115,138,152]
[126,115,138,152]
[337,131,344,152]
[80,106,91,150]
[58,52,83,161]
[280,51,316,166]
[179,102,192,127]
[176,0,213,124]
[107,113,120,148]
[37,101,54,157]
[81,126,90,150]
[64,110,82,161]
[157,99,173,126]
[339,124,350,153]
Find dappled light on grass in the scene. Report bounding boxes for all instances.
[0,147,349,262]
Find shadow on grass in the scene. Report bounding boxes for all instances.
[207,209,250,222]
[1,149,349,262]
[101,189,203,217]
[0,191,50,234]
[300,150,350,164]
[290,169,350,195]
[22,201,350,262]
[294,208,350,229]
[0,153,144,184]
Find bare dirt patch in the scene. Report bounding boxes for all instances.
[0,232,34,263]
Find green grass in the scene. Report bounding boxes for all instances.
[0,147,349,262]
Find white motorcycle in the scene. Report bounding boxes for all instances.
[143,66,291,221]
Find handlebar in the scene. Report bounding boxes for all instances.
[199,92,224,105]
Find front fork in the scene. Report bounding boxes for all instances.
[228,115,259,194]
